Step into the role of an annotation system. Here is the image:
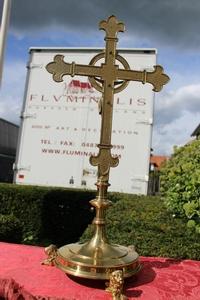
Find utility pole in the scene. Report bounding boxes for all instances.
[0,0,12,86]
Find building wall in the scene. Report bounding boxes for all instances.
[0,118,19,182]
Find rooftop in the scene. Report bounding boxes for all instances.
[191,123,200,137]
[150,155,169,170]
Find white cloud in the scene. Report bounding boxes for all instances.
[153,111,200,155]
[155,83,200,125]
[152,84,200,154]
[0,60,26,124]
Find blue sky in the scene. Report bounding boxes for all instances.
[1,0,200,155]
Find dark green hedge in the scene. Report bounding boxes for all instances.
[81,194,200,260]
[0,214,22,242]
[0,183,95,246]
[1,184,200,260]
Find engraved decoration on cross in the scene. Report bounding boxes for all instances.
[46,15,169,182]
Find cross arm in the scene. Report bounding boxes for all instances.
[117,65,169,92]
[46,55,102,82]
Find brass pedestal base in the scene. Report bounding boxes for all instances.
[54,242,140,280]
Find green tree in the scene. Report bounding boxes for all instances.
[160,139,200,233]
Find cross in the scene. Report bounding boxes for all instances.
[45,15,170,282]
[46,15,169,184]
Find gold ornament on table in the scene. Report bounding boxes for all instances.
[45,15,169,281]
[42,244,58,266]
[106,270,127,300]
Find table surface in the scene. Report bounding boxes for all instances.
[0,242,199,300]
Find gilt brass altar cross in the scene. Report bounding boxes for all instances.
[46,15,169,184]
[45,16,169,281]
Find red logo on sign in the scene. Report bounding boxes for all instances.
[18,174,24,179]
[66,80,94,94]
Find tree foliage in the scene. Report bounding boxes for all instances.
[160,139,200,233]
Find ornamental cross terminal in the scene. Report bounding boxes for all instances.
[46,15,169,184]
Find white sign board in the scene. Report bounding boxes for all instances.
[14,48,156,194]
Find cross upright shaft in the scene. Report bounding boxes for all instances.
[97,17,124,147]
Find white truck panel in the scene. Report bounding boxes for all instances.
[14,48,156,194]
